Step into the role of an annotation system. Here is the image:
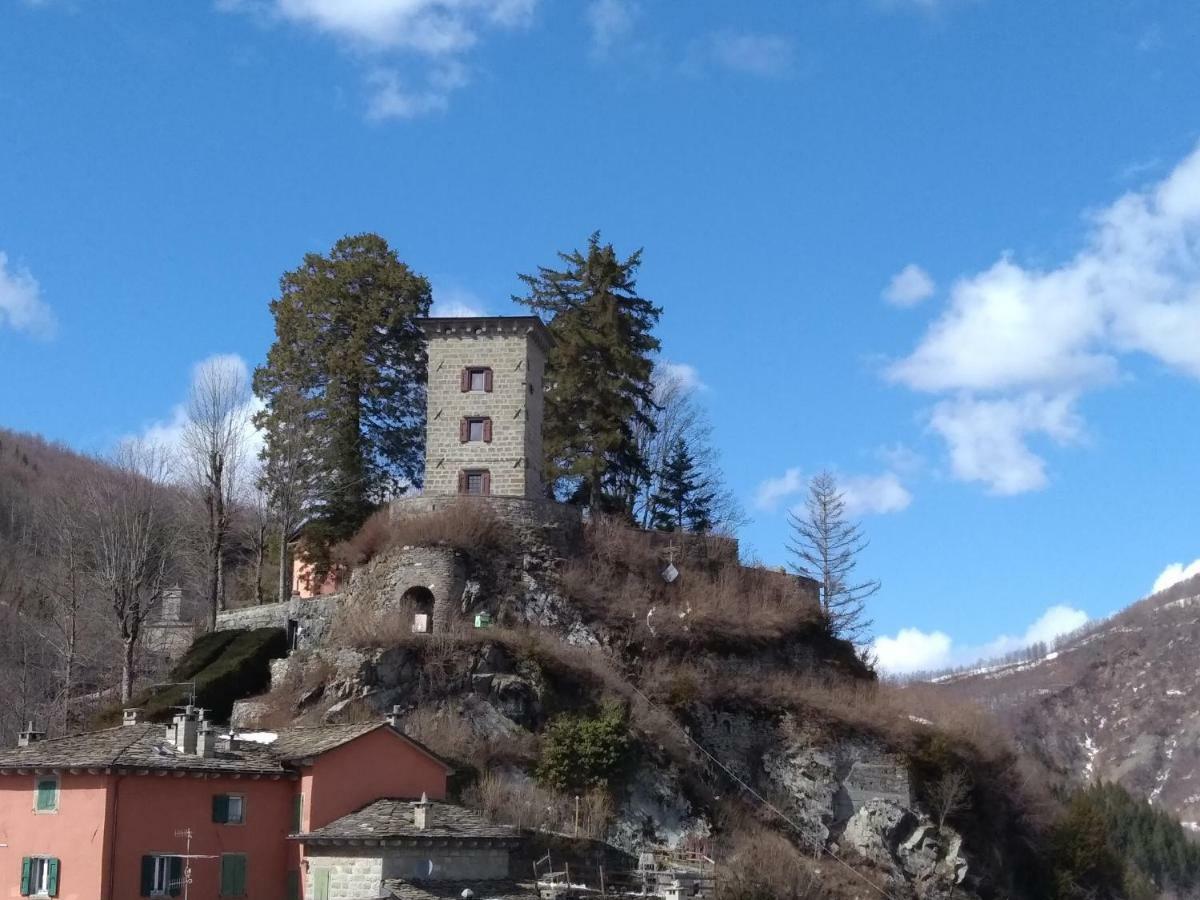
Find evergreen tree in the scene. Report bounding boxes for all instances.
[514,232,661,512]
[253,234,431,562]
[648,437,714,532]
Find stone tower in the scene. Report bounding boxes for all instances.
[417,316,551,499]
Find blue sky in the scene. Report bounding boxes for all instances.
[3,0,1200,673]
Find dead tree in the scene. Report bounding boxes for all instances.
[181,357,251,629]
[926,768,973,832]
[81,442,179,704]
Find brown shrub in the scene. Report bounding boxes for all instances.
[467,770,613,840]
[401,704,539,770]
[331,500,514,567]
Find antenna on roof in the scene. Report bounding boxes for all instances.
[152,681,198,708]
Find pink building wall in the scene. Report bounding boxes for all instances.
[0,774,111,900]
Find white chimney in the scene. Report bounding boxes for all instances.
[413,792,432,831]
[171,706,199,754]
[123,708,141,727]
[17,722,44,747]
[197,722,216,758]
[386,706,403,730]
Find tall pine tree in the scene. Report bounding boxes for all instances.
[649,437,714,532]
[514,232,661,512]
[253,234,431,561]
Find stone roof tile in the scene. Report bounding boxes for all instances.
[300,799,517,842]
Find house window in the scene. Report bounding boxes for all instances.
[461,367,493,393]
[33,776,58,813]
[212,793,244,825]
[459,469,490,496]
[20,856,59,897]
[291,794,303,833]
[219,854,247,897]
[140,855,182,897]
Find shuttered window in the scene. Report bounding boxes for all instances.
[220,854,247,897]
[313,869,331,900]
[291,794,303,833]
[461,470,490,496]
[20,855,59,896]
[461,417,491,442]
[462,367,493,392]
[140,855,182,897]
[34,776,58,812]
[212,794,244,824]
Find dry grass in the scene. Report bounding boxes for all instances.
[331,500,515,567]
[561,516,826,651]
[402,703,539,769]
[466,770,613,840]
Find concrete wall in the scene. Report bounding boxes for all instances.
[423,321,546,499]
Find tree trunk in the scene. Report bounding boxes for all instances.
[277,524,291,605]
[120,637,136,704]
[254,524,266,605]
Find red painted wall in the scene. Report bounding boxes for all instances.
[303,728,448,832]
[0,773,112,900]
[108,773,296,899]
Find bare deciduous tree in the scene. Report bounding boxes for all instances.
[81,442,180,704]
[256,386,320,604]
[787,471,879,642]
[181,357,252,629]
[926,767,973,832]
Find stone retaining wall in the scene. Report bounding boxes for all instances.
[389,494,582,554]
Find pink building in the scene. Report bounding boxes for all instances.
[0,707,494,899]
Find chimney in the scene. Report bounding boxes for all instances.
[17,722,45,748]
[386,705,403,730]
[412,792,432,831]
[197,722,216,758]
[171,706,199,754]
[123,708,141,727]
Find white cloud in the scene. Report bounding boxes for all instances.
[874,628,953,675]
[586,0,636,56]
[840,471,912,517]
[0,252,56,338]
[890,142,1200,493]
[431,282,487,317]
[929,392,1083,495]
[754,467,804,511]
[692,30,794,78]
[658,361,705,393]
[221,0,536,118]
[873,603,1090,675]
[138,354,265,477]
[1152,559,1200,594]
[883,263,935,307]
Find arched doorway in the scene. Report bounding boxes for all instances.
[403,586,436,634]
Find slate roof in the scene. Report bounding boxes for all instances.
[299,799,518,843]
[383,880,538,900]
[0,724,287,775]
[0,721,451,776]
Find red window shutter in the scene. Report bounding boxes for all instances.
[458,470,467,493]
[459,418,469,443]
[483,368,494,392]
[483,418,493,443]
[482,471,491,496]
[460,368,469,392]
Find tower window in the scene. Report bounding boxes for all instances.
[461,367,493,392]
[460,417,492,443]
[459,469,491,496]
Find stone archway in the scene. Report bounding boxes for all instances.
[402,586,436,633]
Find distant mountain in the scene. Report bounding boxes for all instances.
[924,573,1200,831]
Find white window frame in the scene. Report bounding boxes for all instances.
[467,418,485,442]
[468,368,488,391]
[150,855,172,896]
[29,857,52,896]
[226,793,245,825]
[33,775,59,814]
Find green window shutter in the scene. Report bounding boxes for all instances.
[168,857,183,898]
[291,794,303,832]
[46,859,59,897]
[286,870,300,900]
[220,855,246,897]
[314,869,330,900]
[212,794,229,823]
[234,855,246,896]
[139,857,154,897]
[20,857,32,897]
[36,779,57,811]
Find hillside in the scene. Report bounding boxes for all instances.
[920,573,1200,831]
[221,503,1068,900]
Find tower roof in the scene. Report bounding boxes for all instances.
[415,315,552,351]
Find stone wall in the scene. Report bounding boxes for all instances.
[214,595,341,649]
[306,852,383,900]
[388,495,582,555]
[306,844,510,898]
[346,544,467,632]
[422,318,547,499]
